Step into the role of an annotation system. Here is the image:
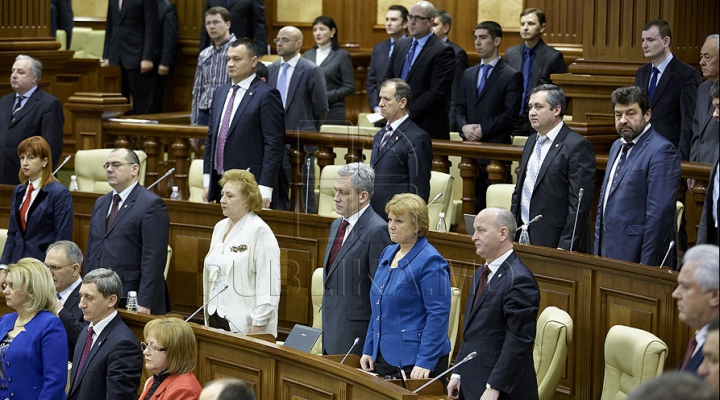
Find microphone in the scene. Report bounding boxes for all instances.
[147,168,175,190]
[185,285,228,322]
[427,192,443,207]
[569,188,584,253]
[519,215,542,245]
[305,158,311,214]
[53,155,72,175]
[413,351,477,393]
[340,337,360,364]
[659,241,675,268]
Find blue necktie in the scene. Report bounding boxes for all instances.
[648,67,659,102]
[277,63,290,107]
[477,64,492,98]
[520,48,536,114]
[400,40,418,81]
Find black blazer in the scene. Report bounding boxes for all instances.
[510,124,597,252]
[305,48,356,123]
[688,79,720,163]
[445,39,469,132]
[635,55,701,158]
[59,283,88,360]
[383,34,455,139]
[156,0,179,69]
[103,0,159,68]
[367,38,392,109]
[504,40,567,94]
[698,159,719,246]
[199,0,268,55]
[455,58,523,144]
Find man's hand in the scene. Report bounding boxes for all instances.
[101,59,109,67]
[202,187,210,203]
[249,325,266,334]
[480,388,500,400]
[262,198,271,208]
[158,65,170,76]
[410,366,430,379]
[140,60,154,73]
[360,355,375,372]
[447,378,460,399]
[137,305,151,314]
[687,178,696,193]
[462,124,483,142]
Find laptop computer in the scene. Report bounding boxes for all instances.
[463,213,476,235]
[283,324,322,353]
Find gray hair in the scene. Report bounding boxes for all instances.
[16,54,42,82]
[627,371,716,400]
[488,206,517,239]
[706,33,719,50]
[83,268,123,308]
[47,240,84,266]
[530,84,566,117]
[337,162,375,197]
[682,244,719,293]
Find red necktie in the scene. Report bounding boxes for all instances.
[679,334,697,370]
[74,326,95,385]
[106,194,121,230]
[20,183,34,233]
[474,265,491,305]
[327,220,349,267]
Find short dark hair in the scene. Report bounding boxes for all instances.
[435,10,451,27]
[388,5,409,22]
[711,81,719,100]
[230,37,259,58]
[520,8,546,25]
[312,15,340,51]
[530,84,566,117]
[475,21,503,39]
[205,6,231,22]
[643,19,672,42]
[381,78,412,105]
[255,62,268,81]
[112,148,140,165]
[612,86,651,115]
[217,378,255,400]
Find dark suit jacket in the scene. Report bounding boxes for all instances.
[68,314,143,400]
[455,58,523,144]
[305,48,355,123]
[384,34,455,139]
[157,0,179,69]
[595,128,681,265]
[103,0,159,68]
[510,124,596,252]
[202,77,285,201]
[697,159,719,246]
[59,283,88,361]
[370,117,432,220]
[445,39,469,132]
[635,56,701,158]
[688,79,720,163]
[1,181,73,264]
[367,38,393,109]
[322,207,390,355]
[268,57,328,131]
[504,40,567,95]
[85,184,170,314]
[199,0,268,55]
[50,0,74,48]
[0,88,64,185]
[455,251,540,400]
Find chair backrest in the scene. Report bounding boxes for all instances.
[510,136,528,184]
[447,287,462,364]
[75,149,147,193]
[188,159,204,203]
[675,201,684,234]
[486,183,515,210]
[164,245,172,280]
[310,267,324,354]
[534,306,573,400]
[448,132,463,228]
[0,229,7,254]
[356,113,375,127]
[56,30,67,50]
[85,30,106,61]
[428,171,454,232]
[70,27,92,58]
[601,325,668,400]
[317,165,342,218]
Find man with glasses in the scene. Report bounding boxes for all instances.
[383,1,454,139]
[85,148,170,315]
[44,240,87,360]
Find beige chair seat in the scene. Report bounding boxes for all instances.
[188,159,204,203]
[317,165,342,219]
[534,307,573,400]
[74,149,147,193]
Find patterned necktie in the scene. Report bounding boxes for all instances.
[521,135,549,224]
[379,125,394,150]
[277,63,290,107]
[106,194,121,230]
[327,220,350,267]
[473,265,491,305]
[477,64,493,98]
[648,66,660,102]
[11,95,24,123]
[20,183,35,233]
[400,40,418,81]
[74,326,95,385]
[216,85,240,173]
[609,142,635,194]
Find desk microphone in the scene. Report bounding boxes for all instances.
[147,168,175,190]
[340,337,359,364]
[185,285,228,322]
[569,188,584,252]
[53,155,72,175]
[305,158,311,214]
[413,351,476,393]
[427,192,443,207]
[659,241,675,268]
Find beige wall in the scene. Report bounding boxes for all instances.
[477,0,522,30]
[275,0,321,24]
[72,0,107,19]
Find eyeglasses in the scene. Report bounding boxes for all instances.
[141,342,166,353]
[45,263,74,272]
[205,20,224,27]
[273,37,293,43]
[408,15,432,22]
[102,162,133,170]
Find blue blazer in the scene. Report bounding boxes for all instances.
[304,48,355,123]
[1,180,73,265]
[595,128,681,265]
[0,310,68,400]
[362,236,451,371]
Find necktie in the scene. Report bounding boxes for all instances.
[648,67,660,102]
[277,63,290,107]
[379,125,394,150]
[216,85,240,173]
[477,64,492,98]
[521,135,549,224]
[74,326,95,385]
[473,265,491,305]
[388,40,395,59]
[609,142,635,194]
[400,40,418,81]
[106,194,121,230]
[520,48,536,114]
[679,334,697,370]
[56,293,62,301]
[20,183,35,233]
[327,220,349,267]
[11,95,24,123]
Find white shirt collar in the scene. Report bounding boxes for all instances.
[234,73,256,91]
[58,277,83,304]
[283,53,302,68]
[388,114,410,130]
[538,120,564,144]
[652,53,674,73]
[113,181,139,203]
[90,309,118,336]
[345,203,370,227]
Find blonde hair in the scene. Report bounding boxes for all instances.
[218,169,263,212]
[385,193,429,237]
[7,258,58,315]
[144,317,197,375]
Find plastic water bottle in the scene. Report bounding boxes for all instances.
[170,186,181,201]
[69,175,79,191]
[126,291,138,312]
[435,212,447,233]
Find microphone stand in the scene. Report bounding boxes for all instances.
[569,188,584,252]
[53,155,72,175]
[340,337,359,364]
[659,241,675,268]
[185,285,228,322]
[519,214,543,245]
[147,168,175,190]
[413,351,476,393]
[427,192,443,207]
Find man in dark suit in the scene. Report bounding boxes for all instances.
[635,19,701,158]
[672,245,719,375]
[322,162,391,356]
[203,38,286,206]
[455,20,523,212]
[595,86,681,266]
[687,35,719,166]
[85,148,170,314]
[510,85,596,252]
[367,5,408,114]
[697,83,719,246]
[370,79,432,220]
[432,9,468,132]
[447,207,540,400]
[151,0,179,113]
[0,55,63,185]
[50,0,74,48]
[199,0,268,56]
[68,268,143,400]
[102,0,160,115]
[45,240,87,361]
[505,8,567,137]
[268,26,328,211]
[383,1,455,140]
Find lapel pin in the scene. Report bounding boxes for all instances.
[248,92,253,96]
[123,205,127,208]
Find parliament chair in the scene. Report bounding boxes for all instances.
[70,27,92,58]
[74,149,147,193]
[486,183,515,210]
[447,287,462,365]
[600,325,668,400]
[676,201,684,234]
[356,113,375,127]
[428,171,454,232]
[317,165,342,218]
[534,306,573,400]
[85,30,106,61]
[511,136,528,184]
[0,229,7,254]
[56,30,67,51]
[309,267,324,355]
[448,131,463,228]
[188,159,204,203]
[164,245,172,280]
